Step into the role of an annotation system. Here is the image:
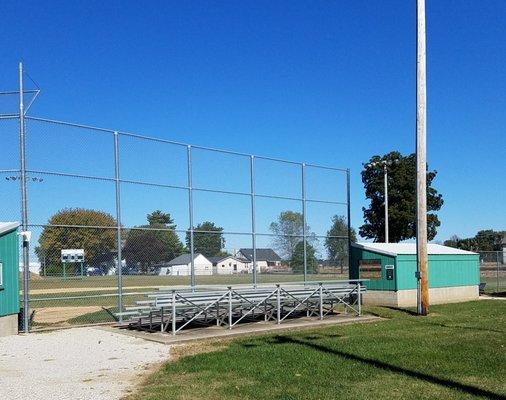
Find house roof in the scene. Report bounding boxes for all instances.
[167,253,207,266]
[0,222,20,236]
[238,248,282,262]
[352,242,478,256]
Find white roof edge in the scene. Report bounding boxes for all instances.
[351,242,398,256]
[352,242,479,256]
[0,221,20,236]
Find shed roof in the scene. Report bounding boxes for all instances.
[352,242,478,256]
[0,222,20,236]
[167,253,208,266]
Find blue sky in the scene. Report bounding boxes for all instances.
[1,0,505,249]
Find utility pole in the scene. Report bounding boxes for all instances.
[416,0,429,315]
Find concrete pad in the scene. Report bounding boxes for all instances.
[104,314,381,345]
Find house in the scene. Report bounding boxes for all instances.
[350,242,479,307]
[235,248,282,273]
[159,253,212,276]
[209,255,249,275]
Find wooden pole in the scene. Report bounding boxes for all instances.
[416,0,429,315]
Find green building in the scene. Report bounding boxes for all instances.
[0,222,20,336]
[350,242,479,307]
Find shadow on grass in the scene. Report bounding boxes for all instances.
[381,307,505,334]
[270,335,506,400]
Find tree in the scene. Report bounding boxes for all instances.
[360,151,444,242]
[147,210,175,227]
[444,230,505,251]
[290,241,318,274]
[123,211,184,272]
[36,208,117,273]
[325,215,357,270]
[186,221,225,258]
[269,211,316,261]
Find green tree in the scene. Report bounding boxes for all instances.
[186,221,225,257]
[290,241,318,274]
[325,215,357,271]
[269,211,316,261]
[123,211,184,272]
[147,210,175,227]
[444,230,505,251]
[360,151,444,242]
[36,208,117,273]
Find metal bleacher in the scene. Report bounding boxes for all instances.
[116,280,367,335]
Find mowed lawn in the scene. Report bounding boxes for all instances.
[130,300,505,400]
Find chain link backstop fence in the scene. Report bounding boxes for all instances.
[0,112,352,331]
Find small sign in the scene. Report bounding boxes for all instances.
[385,264,394,280]
[61,249,85,263]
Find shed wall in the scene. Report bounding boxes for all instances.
[350,246,396,291]
[0,228,20,317]
[396,254,479,290]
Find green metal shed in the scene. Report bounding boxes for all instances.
[0,222,20,336]
[350,242,479,307]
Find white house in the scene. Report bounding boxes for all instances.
[19,261,41,276]
[235,248,283,273]
[159,253,212,276]
[209,256,249,275]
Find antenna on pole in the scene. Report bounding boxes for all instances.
[416,0,429,315]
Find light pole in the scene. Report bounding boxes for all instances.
[366,159,399,243]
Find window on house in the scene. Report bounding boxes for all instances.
[359,259,382,280]
[233,264,237,271]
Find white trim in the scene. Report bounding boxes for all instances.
[352,242,478,256]
[0,222,20,236]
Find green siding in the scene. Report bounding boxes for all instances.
[0,228,20,317]
[350,245,479,292]
[350,246,396,291]
[396,254,479,290]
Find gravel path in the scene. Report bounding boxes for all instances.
[0,327,170,400]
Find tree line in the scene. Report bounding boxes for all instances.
[36,208,354,273]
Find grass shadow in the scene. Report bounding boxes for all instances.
[270,335,506,400]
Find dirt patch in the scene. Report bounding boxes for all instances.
[170,339,230,362]
[34,306,103,324]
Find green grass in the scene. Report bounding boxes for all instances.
[130,301,506,400]
[26,273,348,291]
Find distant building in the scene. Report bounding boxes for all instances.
[235,248,282,273]
[159,253,212,276]
[208,256,249,275]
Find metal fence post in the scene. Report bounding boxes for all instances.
[172,290,177,335]
[19,62,31,333]
[497,251,500,294]
[113,131,123,322]
[346,169,352,272]
[228,287,233,329]
[301,163,307,283]
[187,145,195,289]
[250,155,257,288]
[276,284,281,324]
[319,283,323,320]
[357,282,362,316]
